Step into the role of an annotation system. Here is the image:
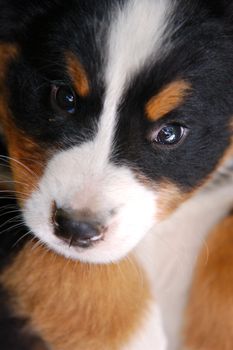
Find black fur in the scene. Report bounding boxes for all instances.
[0,137,30,269]
[0,1,233,348]
[1,0,233,190]
[115,14,233,188]
[0,190,30,271]
[0,286,48,350]
[0,161,42,349]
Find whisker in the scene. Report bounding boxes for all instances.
[0,222,26,235]
[20,157,44,168]
[0,204,18,212]
[0,155,38,178]
[0,214,23,230]
[0,195,29,203]
[0,201,26,214]
[0,196,27,201]
[12,230,32,248]
[0,209,20,218]
[0,190,29,197]
[0,180,33,189]
[31,238,48,252]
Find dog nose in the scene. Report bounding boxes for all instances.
[53,208,103,248]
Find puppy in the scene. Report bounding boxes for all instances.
[0,1,233,349]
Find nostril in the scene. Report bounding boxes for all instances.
[53,208,71,239]
[53,208,103,248]
[72,221,99,240]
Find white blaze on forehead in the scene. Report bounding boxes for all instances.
[95,0,172,161]
[106,0,171,90]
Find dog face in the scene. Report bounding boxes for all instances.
[0,0,233,263]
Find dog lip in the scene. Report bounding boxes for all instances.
[66,232,104,249]
[90,233,104,242]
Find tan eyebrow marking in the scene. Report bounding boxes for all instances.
[145,80,191,122]
[66,52,90,97]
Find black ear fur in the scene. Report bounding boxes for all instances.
[1,0,233,43]
[0,0,62,42]
[203,0,233,21]
[224,1,233,27]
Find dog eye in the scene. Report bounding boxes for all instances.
[150,123,186,146]
[51,85,76,115]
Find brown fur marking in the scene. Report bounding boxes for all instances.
[0,44,45,202]
[1,242,151,350]
[146,80,191,122]
[5,124,46,202]
[135,172,189,221]
[157,181,189,220]
[66,52,90,97]
[0,44,18,84]
[0,44,18,125]
[183,214,233,350]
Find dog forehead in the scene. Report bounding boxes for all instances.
[60,0,174,165]
[65,0,173,101]
[89,0,173,163]
[104,0,172,92]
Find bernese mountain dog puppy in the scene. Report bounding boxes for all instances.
[0,1,233,349]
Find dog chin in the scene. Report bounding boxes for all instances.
[30,219,154,264]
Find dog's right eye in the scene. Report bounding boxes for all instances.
[51,85,76,115]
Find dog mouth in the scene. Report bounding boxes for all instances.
[23,154,157,263]
[58,231,104,249]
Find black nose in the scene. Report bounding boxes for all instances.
[53,208,103,248]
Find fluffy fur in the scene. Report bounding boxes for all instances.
[0,1,233,349]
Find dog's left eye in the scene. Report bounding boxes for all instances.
[149,123,187,146]
[51,85,76,115]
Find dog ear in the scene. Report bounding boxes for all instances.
[204,0,233,19]
[221,1,233,34]
[202,0,233,35]
[0,0,61,42]
[224,1,233,26]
